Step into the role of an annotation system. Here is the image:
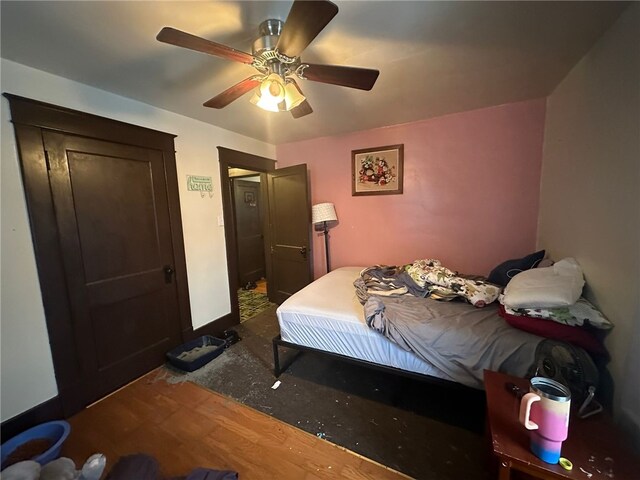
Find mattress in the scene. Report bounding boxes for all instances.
[276,266,456,382]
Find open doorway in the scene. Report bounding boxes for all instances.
[228,168,275,322]
[218,146,313,329]
[218,147,276,327]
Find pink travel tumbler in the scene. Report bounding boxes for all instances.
[519,377,571,464]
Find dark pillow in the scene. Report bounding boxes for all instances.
[499,305,608,358]
[487,250,545,287]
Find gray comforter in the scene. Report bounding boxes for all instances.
[364,295,542,389]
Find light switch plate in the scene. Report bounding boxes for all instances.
[217,214,224,227]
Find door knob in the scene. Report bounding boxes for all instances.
[164,265,175,283]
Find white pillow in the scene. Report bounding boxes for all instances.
[501,258,585,309]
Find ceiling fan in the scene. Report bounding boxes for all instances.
[157,0,379,118]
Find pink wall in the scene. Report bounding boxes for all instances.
[277,99,546,279]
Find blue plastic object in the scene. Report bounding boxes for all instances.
[166,335,227,372]
[1,420,70,466]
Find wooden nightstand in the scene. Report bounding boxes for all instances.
[484,370,639,480]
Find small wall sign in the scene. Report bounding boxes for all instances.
[187,175,213,198]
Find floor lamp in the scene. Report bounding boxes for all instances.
[312,203,338,274]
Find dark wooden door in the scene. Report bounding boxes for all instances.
[266,164,312,304]
[233,179,265,287]
[42,131,183,404]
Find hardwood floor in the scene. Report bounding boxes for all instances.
[62,370,410,479]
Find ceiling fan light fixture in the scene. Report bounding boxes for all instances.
[259,73,286,102]
[283,81,306,110]
[250,90,283,112]
[251,75,305,113]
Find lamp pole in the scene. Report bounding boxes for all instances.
[322,220,331,273]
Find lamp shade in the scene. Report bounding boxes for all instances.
[250,91,282,112]
[312,203,337,224]
[260,73,286,102]
[283,81,306,110]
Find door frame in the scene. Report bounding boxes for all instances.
[218,147,275,325]
[3,94,192,416]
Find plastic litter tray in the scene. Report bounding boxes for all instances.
[166,335,226,372]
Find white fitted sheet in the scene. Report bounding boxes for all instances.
[276,266,456,382]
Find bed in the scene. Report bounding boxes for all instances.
[274,266,543,390]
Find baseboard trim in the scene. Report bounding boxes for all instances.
[1,395,64,441]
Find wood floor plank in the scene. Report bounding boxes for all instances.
[62,371,410,479]
[196,397,290,445]
[341,459,411,480]
[109,381,182,425]
[144,374,212,409]
[157,407,218,443]
[203,423,310,479]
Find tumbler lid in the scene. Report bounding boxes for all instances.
[530,377,571,402]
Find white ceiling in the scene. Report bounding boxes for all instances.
[0,1,628,145]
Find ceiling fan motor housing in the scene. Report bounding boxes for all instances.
[252,19,300,79]
[252,19,283,57]
[259,19,283,37]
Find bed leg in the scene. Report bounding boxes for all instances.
[273,335,282,378]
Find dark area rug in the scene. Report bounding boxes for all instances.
[161,307,492,480]
[237,288,276,322]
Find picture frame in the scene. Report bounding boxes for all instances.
[351,144,404,196]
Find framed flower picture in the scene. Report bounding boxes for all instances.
[351,144,404,196]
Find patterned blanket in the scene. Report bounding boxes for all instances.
[354,259,501,307]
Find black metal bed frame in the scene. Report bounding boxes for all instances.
[271,334,474,392]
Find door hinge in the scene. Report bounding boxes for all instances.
[44,150,51,171]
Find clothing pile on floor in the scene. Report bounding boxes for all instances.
[0,454,105,480]
[0,454,238,480]
[105,454,238,480]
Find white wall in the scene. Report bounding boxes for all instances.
[0,59,275,422]
[537,4,639,436]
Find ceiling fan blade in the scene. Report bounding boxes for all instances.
[203,77,262,108]
[276,0,339,58]
[288,79,313,118]
[302,63,379,91]
[157,27,255,64]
